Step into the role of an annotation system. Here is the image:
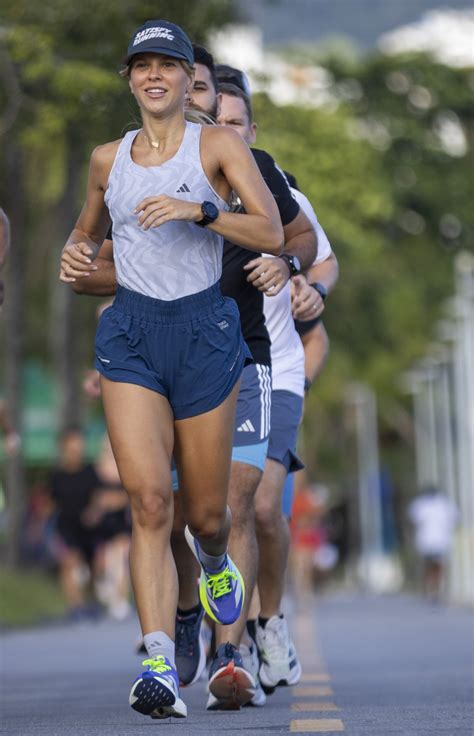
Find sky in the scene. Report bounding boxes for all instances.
[236,0,472,49]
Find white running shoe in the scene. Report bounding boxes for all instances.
[256,615,302,693]
[239,641,266,706]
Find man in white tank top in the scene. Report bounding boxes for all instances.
[216,76,338,697]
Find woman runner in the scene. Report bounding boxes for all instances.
[61,20,282,720]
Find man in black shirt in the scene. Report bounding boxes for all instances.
[0,207,10,308]
[49,426,98,618]
[59,43,316,710]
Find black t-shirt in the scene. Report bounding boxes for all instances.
[106,148,300,366]
[50,463,98,533]
[220,148,300,365]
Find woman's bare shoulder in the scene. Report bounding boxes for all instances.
[200,124,247,151]
[91,138,124,167]
[88,138,128,186]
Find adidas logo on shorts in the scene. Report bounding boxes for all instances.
[237,419,255,433]
[176,183,190,193]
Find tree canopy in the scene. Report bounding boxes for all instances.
[0,4,472,499]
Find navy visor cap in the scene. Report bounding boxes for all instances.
[125,20,194,65]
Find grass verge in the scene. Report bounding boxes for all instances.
[0,566,65,628]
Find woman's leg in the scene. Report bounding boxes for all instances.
[173,381,240,552]
[100,377,176,638]
[171,490,200,610]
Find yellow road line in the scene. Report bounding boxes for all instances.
[288,597,344,733]
[293,607,325,672]
[290,718,344,732]
[300,673,332,683]
[292,702,340,712]
[292,685,334,697]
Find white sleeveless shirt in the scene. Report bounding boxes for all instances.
[105,122,228,300]
[264,189,333,397]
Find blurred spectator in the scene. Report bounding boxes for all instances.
[0,206,10,308]
[324,498,349,567]
[289,481,325,599]
[21,480,56,567]
[0,400,21,457]
[49,426,98,620]
[408,485,458,601]
[85,434,131,620]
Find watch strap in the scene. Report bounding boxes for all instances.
[311,282,327,301]
[280,253,299,276]
[196,201,218,228]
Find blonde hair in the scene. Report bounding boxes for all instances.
[184,109,216,126]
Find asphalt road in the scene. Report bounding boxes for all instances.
[1,593,473,735]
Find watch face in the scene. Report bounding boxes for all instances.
[293,256,301,272]
[202,201,219,221]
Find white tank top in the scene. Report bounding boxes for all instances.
[264,281,305,397]
[105,122,228,300]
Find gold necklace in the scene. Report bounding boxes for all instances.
[143,133,160,150]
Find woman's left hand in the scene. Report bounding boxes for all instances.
[135,196,202,230]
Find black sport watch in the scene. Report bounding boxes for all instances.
[196,201,219,227]
[312,282,327,301]
[279,254,301,276]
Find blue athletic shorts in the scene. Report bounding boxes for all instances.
[281,472,295,518]
[267,389,304,473]
[231,362,271,471]
[95,283,251,420]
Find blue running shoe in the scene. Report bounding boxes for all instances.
[175,605,207,686]
[129,655,187,719]
[184,526,245,625]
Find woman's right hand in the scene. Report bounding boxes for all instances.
[59,241,99,283]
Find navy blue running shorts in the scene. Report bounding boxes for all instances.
[267,389,304,473]
[95,283,251,420]
[171,361,271,489]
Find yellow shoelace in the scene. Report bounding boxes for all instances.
[142,655,172,674]
[206,567,237,599]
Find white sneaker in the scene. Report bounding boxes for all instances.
[256,615,302,692]
[108,599,132,621]
[239,642,266,706]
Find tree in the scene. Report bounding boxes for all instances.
[0,0,237,566]
[252,52,473,494]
